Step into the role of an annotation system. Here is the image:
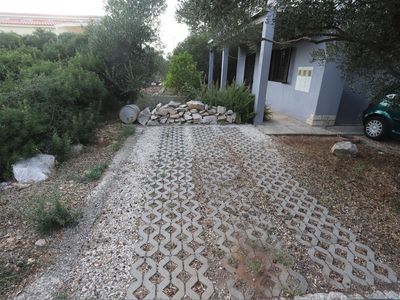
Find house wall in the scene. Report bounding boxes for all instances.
[335,84,369,125]
[0,25,51,35]
[263,42,327,123]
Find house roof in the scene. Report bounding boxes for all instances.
[0,12,102,27]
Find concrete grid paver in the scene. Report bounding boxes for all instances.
[127,125,398,299]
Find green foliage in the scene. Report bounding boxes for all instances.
[88,0,166,100]
[0,32,23,50]
[271,249,294,266]
[0,48,35,81]
[177,0,400,102]
[31,192,79,234]
[21,29,57,50]
[48,132,71,162]
[82,162,108,182]
[174,32,215,76]
[0,106,47,179]
[164,51,202,97]
[198,84,255,123]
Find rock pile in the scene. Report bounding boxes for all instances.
[137,100,237,126]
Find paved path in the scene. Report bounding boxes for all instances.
[16,125,398,300]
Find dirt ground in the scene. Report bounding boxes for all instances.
[273,135,400,280]
[0,121,126,299]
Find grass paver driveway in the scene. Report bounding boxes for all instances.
[16,125,399,300]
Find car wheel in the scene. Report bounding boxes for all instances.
[364,116,388,140]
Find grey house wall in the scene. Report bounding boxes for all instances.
[250,41,356,126]
[263,42,327,123]
[335,84,369,125]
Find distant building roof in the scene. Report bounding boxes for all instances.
[0,12,102,27]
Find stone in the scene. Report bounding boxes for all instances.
[167,108,178,115]
[201,112,209,116]
[150,115,159,120]
[160,117,168,124]
[35,239,46,247]
[192,113,202,123]
[227,113,236,123]
[138,107,151,125]
[331,141,358,158]
[184,111,192,116]
[187,100,205,111]
[156,107,169,116]
[156,103,162,109]
[218,115,227,121]
[217,106,227,115]
[208,109,217,115]
[147,120,159,126]
[201,115,218,124]
[178,111,185,117]
[184,114,193,121]
[179,104,188,108]
[190,109,198,114]
[226,110,233,115]
[13,154,55,183]
[170,114,180,119]
[167,101,181,107]
[205,104,209,111]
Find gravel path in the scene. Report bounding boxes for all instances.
[14,125,399,300]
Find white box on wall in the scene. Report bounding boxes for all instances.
[295,67,313,93]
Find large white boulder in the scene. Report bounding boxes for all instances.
[13,154,55,183]
[331,141,358,158]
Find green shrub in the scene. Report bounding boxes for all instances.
[82,162,108,182]
[48,132,71,162]
[164,51,202,97]
[198,84,255,123]
[0,106,47,179]
[0,32,22,50]
[31,192,78,234]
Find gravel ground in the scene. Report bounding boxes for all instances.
[13,126,160,300]
[0,122,125,299]
[8,125,400,300]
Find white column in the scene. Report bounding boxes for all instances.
[253,9,275,125]
[236,47,246,85]
[208,48,215,89]
[220,46,229,89]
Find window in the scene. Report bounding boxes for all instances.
[268,48,292,83]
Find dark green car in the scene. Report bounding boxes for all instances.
[363,94,400,140]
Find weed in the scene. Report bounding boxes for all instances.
[228,256,238,268]
[272,249,294,266]
[30,192,79,234]
[112,124,135,152]
[53,291,69,300]
[282,287,302,298]
[264,105,273,121]
[247,239,257,249]
[388,196,400,212]
[247,259,263,275]
[353,161,367,175]
[82,162,108,182]
[0,260,30,297]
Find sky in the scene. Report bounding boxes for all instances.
[0,0,189,55]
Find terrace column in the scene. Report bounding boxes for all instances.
[208,48,215,89]
[220,46,229,89]
[253,9,276,125]
[236,47,246,85]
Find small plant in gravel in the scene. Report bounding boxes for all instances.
[112,124,135,151]
[247,259,263,275]
[264,105,273,121]
[282,287,302,298]
[388,196,400,212]
[82,162,108,182]
[31,192,79,234]
[272,249,294,266]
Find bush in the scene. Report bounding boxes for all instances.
[31,192,78,234]
[164,51,202,97]
[198,84,255,123]
[0,106,47,179]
